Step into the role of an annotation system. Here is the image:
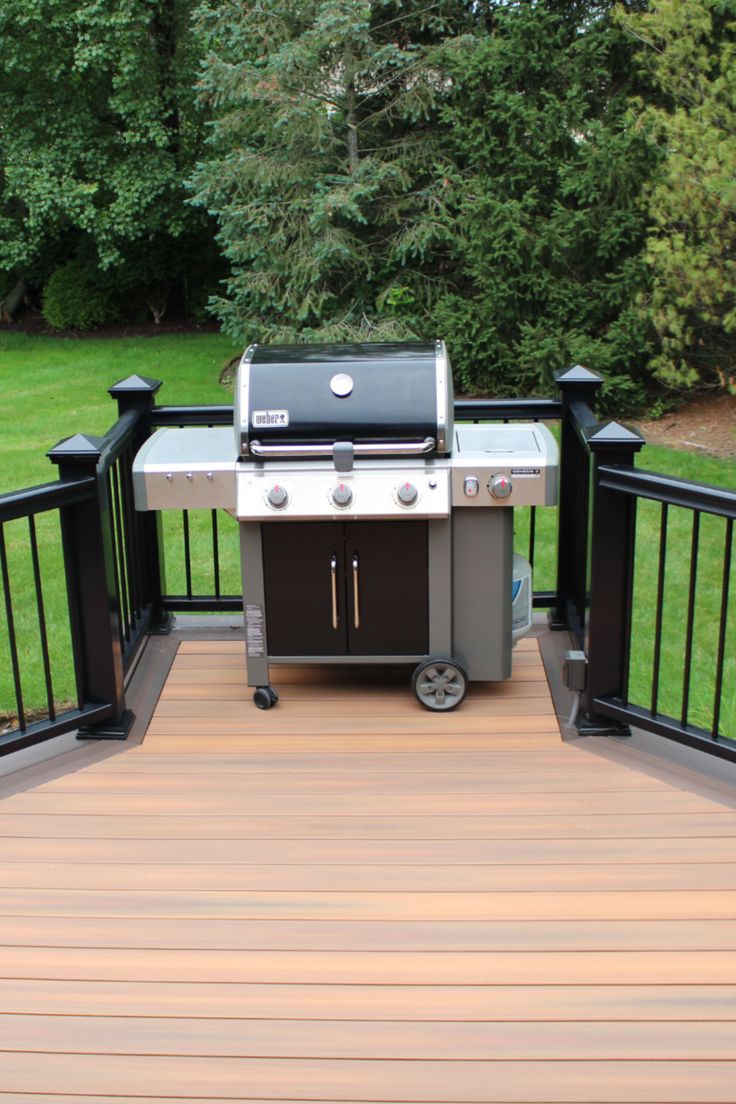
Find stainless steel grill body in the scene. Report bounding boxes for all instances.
[133,342,558,708]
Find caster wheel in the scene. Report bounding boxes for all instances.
[412,658,467,712]
[253,686,279,710]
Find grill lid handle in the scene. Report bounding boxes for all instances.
[248,437,436,460]
[333,441,354,472]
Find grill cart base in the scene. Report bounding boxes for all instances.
[238,507,512,711]
[132,342,558,710]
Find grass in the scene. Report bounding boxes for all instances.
[0,330,734,740]
[627,445,735,738]
[0,331,239,493]
[0,331,240,726]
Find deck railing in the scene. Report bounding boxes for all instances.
[586,462,735,760]
[0,367,733,761]
[550,367,735,759]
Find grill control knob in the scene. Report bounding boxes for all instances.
[397,481,418,506]
[266,484,288,508]
[331,482,353,507]
[464,476,479,498]
[489,474,512,500]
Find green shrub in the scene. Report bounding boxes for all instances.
[42,261,119,330]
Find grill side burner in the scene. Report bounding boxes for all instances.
[133,342,558,711]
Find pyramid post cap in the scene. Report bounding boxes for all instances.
[587,420,645,451]
[108,374,162,397]
[555,365,603,388]
[47,433,106,464]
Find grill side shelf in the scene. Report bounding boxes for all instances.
[132,427,237,512]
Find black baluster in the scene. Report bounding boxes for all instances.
[28,515,56,721]
[680,511,701,728]
[183,510,193,598]
[0,522,25,731]
[212,509,221,597]
[650,503,669,718]
[712,518,733,739]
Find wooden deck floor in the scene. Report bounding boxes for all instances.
[0,637,735,1101]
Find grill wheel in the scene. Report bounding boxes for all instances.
[253,686,279,710]
[411,658,468,712]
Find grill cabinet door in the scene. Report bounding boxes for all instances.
[262,522,347,655]
[346,521,428,655]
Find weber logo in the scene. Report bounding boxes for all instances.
[252,409,289,428]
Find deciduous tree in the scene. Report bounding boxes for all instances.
[619,0,736,391]
[0,0,210,320]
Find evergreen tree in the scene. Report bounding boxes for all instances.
[619,0,736,391]
[189,0,478,342]
[434,1,658,400]
[192,1,659,402]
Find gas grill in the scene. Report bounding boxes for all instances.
[133,342,558,710]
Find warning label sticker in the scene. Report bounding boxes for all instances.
[245,604,266,656]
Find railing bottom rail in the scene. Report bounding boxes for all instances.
[594,697,736,764]
[0,703,114,757]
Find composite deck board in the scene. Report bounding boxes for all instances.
[5,835,735,862]
[2,979,734,1020]
[28,767,676,791]
[0,946,735,985]
[1,810,733,837]
[2,789,718,814]
[1,860,734,891]
[0,1055,734,1102]
[1,887,734,920]
[69,750,665,769]
[1,916,734,951]
[2,1015,735,1059]
[0,638,734,1102]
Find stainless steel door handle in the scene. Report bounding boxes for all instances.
[248,437,435,459]
[330,554,338,629]
[352,554,360,629]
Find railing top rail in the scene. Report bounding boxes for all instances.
[454,398,562,421]
[98,409,143,468]
[0,476,96,523]
[568,399,600,451]
[152,399,563,429]
[153,405,234,427]
[598,463,736,520]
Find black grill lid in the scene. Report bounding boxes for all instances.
[235,341,452,457]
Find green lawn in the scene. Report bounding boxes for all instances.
[1,330,733,739]
[0,331,240,725]
[0,331,240,493]
[627,448,735,737]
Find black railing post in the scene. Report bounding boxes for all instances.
[47,434,133,739]
[582,421,645,734]
[108,375,172,634]
[551,366,603,639]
